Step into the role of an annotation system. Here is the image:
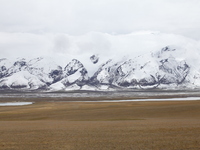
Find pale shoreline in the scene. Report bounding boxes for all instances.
[66,97,200,102]
[0,97,200,105]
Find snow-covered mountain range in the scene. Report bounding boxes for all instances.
[1,32,200,91]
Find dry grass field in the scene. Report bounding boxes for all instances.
[0,98,200,150]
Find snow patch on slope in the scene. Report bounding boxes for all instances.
[0,71,45,89]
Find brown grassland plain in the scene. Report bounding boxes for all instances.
[0,98,200,150]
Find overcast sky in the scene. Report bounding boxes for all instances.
[0,0,200,58]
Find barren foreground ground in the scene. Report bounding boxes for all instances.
[0,99,200,150]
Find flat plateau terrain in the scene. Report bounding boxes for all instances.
[0,98,200,150]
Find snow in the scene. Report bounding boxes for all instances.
[67,70,82,83]
[65,84,80,91]
[49,82,65,91]
[0,58,13,69]
[0,71,45,89]
[81,85,97,91]
[28,57,60,74]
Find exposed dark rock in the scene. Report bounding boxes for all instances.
[14,60,27,67]
[64,59,84,76]
[159,57,190,84]
[161,46,176,52]
[10,84,28,89]
[90,55,99,64]
[49,66,63,83]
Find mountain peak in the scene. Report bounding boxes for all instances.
[0,44,200,91]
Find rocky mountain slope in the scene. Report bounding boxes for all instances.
[0,45,200,91]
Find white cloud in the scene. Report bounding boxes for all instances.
[53,34,71,53]
[0,0,200,60]
[0,0,199,39]
[0,31,199,59]
[0,32,53,58]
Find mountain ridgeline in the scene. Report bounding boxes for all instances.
[0,46,199,91]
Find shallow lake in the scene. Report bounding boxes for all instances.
[0,102,33,106]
